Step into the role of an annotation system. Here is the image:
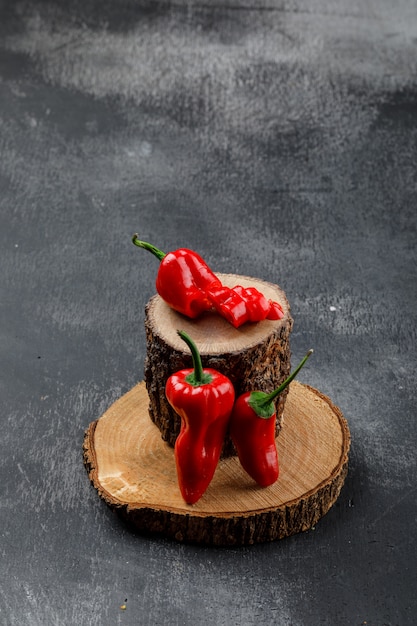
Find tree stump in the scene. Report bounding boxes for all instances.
[144,273,293,456]
[83,380,350,546]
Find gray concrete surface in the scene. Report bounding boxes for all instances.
[1,1,416,624]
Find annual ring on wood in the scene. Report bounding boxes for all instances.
[83,380,350,546]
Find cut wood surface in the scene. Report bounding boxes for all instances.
[144,273,293,456]
[83,380,350,546]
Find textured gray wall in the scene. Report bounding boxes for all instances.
[1,1,416,624]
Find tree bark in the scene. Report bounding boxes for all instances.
[83,380,350,546]
[144,273,293,456]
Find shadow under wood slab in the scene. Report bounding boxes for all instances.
[83,381,350,546]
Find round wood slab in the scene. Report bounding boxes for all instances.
[83,380,350,546]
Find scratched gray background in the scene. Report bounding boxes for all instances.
[1,0,416,624]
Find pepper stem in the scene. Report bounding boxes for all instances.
[132,234,166,261]
[248,349,314,418]
[177,330,212,386]
[260,349,314,407]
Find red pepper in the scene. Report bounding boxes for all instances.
[132,235,222,318]
[266,300,285,320]
[165,330,235,504]
[230,349,313,487]
[232,285,272,322]
[206,285,248,328]
[132,235,285,326]
[207,284,285,327]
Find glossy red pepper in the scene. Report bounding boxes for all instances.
[206,284,284,327]
[266,300,285,320]
[165,330,235,504]
[206,285,248,328]
[232,285,271,321]
[132,235,285,326]
[230,349,313,487]
[132,235,222,318]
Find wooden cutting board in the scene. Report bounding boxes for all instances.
[83,380,350,546]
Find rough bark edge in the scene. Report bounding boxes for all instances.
[83,386,350,547]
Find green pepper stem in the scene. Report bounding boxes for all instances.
[259,349,314,408]
[177,330,212,386]
[132,234,166,261]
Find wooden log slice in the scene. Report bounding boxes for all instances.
[83,380,350,546]
[144,273,293,457]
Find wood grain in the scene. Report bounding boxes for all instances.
[83,380,350,546]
